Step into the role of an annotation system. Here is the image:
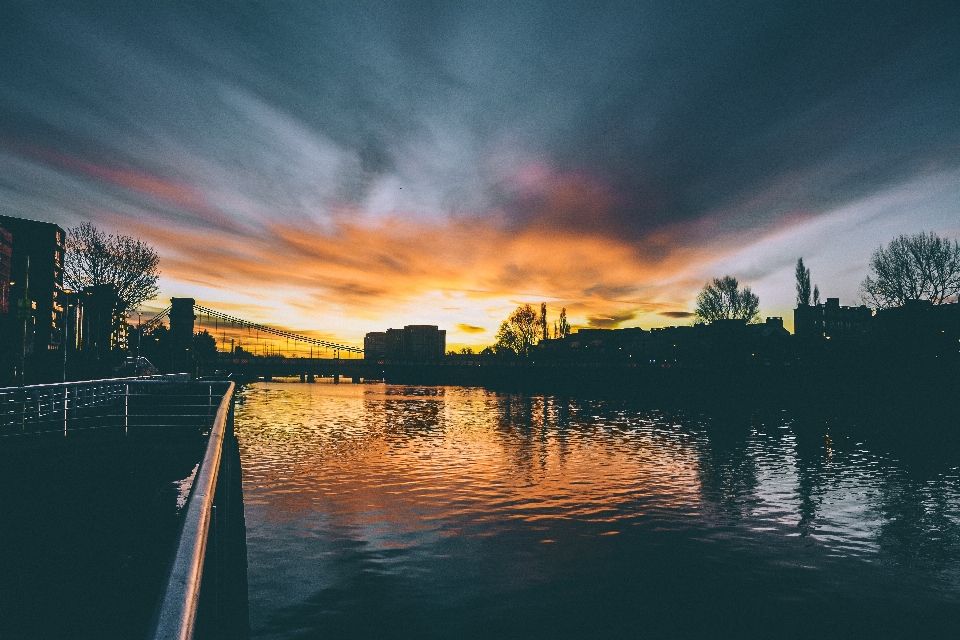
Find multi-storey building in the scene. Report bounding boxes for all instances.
[873,299,960,362]
[402,325,445,360]
[363,331,388,360]
[362,329,404,360]
[364,325,446,362]
[794,297,872,341]
[0,215,66,383]
[384,328,405,360]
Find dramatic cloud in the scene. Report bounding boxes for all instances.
[1,1,959,346]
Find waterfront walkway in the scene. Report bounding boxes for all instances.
[0,377,248,640]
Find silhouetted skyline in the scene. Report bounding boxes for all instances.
[2,1,959,350]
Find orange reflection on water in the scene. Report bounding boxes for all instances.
[236,384,705,545]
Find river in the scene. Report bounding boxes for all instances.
[235,382,960,639]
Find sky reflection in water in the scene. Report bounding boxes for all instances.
[236,383,960,639]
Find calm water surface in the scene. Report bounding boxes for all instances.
[235,383,960,639]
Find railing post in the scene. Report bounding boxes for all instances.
[125,384,129,434]
[64,387,68,437]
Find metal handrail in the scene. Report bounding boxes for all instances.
[151,381,235,640]
[0,373,190,393]
[0,374,194,436]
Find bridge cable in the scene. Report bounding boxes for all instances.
[139,306,171,333]
[193,305,363,354]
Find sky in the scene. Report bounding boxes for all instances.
[2,0,959,350]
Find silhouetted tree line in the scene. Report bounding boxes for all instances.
[471,231,959,374]
[488,303,570,356]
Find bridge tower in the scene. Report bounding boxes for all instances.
[169,297,196,375]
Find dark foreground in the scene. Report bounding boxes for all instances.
[0,433,202,639]
[0,431,251,640]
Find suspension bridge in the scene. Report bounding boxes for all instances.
[144,302,363,358]
[141,298,369,381]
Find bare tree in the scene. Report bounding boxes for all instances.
[861,231,960,309]
[795,258,811,306]
[64,222,160,313]
[694,276,760,323]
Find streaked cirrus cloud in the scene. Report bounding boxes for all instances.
[1,1,959,348]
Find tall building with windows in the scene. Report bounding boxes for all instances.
[364,325,445,362]
[0,215,67,383]
[402,325,445,360]
[363,331,388,360]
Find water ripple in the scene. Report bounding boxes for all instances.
[236,383,960,639]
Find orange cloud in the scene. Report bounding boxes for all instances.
[99,204,766,346]
[80,157,811,346]
[457,324,487,334]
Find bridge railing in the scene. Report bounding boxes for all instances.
[0,374,191,438]
[151,381,243,640]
